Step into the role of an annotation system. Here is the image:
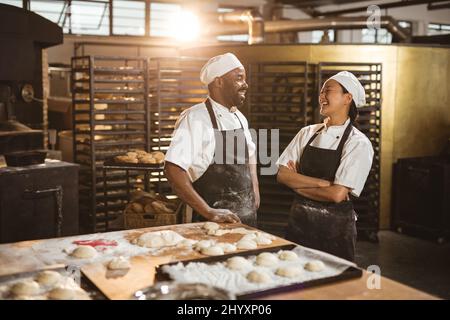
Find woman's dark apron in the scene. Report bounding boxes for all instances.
[192,99,257,227]
[286,123,357,261]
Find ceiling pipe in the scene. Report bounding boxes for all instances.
[312,0,449,17]
[206,16,410,42]
[217,9,264,45]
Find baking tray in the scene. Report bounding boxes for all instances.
[155,244,363,299]
[103,159,164,169]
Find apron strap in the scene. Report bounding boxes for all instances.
[336,122,353,155]
[305,124,326,146]
[205,99,219,130]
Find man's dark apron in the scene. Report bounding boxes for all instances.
[286,123,357,261]
[192,99,257,227]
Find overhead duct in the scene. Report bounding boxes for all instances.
[217,9,264,45]
[208,16,410,43]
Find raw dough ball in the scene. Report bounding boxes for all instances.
[230,227,252,235]
[217,242,237,253]
[36,271,61,286]
[203,222,220,232]
[256,252,279,267]
[226,256,252,271]
[177,239,198,248]
[278,251,298,261]
[48,287,76,300]
[11,280,40,296]
[201,245,224,256]
[236,239,257,250]
[135,230,184,248]
[108,256,131,270]
[194,240,215,251]
[247,270,272,284]
[240,233,257,241]
[71,245,97,259]
[213,229,231,236]
[255,235,272,245]
[276,266,302,278]
[256,231,275,240]
[304,260,325,272]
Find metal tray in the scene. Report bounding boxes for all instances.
[155,244,363,299]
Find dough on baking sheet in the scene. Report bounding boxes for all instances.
[275,266,302,278]
[236,239,257,250]
[255,252,279,267]
[135,230,184,248]
[108,256,131,270]
[256,231,276,240]
[201,245,224,256]
[71,245,98,259]
[304,260,325,272]
[203,222,220,232]
[278,250,298,261]
[35,270,61,287]
[216,242,237,253]
[246,270,272,284]
[194,239,215,251]
[48,287,76,300]
[226,256,252,271]
[10,280,40,296]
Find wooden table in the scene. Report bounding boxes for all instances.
[0,223,438,300]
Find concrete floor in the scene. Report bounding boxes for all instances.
[355,231,450,299]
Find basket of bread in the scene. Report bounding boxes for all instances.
[124,190,181,229]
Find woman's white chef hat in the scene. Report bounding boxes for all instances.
[329,71,366,108]
[200,53,243,85]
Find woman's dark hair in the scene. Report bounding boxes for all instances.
[339,83,358,125]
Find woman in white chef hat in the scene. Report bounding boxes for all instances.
[276,71,374,261]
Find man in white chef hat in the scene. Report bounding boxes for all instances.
[165,53,259,226]
[276,71,374,261]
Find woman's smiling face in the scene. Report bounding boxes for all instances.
[319,79,351,117]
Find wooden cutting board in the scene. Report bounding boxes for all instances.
[81,255,170,300]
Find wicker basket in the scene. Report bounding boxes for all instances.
[124,202,181,229]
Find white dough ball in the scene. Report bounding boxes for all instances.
[255,235,272,245]
[216,242,237,253]
[276,266,302,278]
[213,229,231,236]
[278,251,298,261]
[236,239,257,250]
[247,270,272,284]
[304,260,325,272]
[203,222,220,232]
[201,245,224,256]
[35,271,61,286]
[48,287,76,300]
[230,227,252,235]
[71,245,97,259]
[226,256,252,271]
[240,233,256,241]
[135,230,184,248]
[108,256,131,270]
[177,239,198,248]
[256,231,275,240]
[11,280,40,296]
[194,240,215,251]
[256,252,279,267]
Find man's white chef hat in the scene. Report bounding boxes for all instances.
[329,71,366,108]
[200,53,244,85]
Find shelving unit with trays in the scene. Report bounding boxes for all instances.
[148,57,208,198]
[318,62,382,242]
[247,62,316,237]
[71,56,149,232]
